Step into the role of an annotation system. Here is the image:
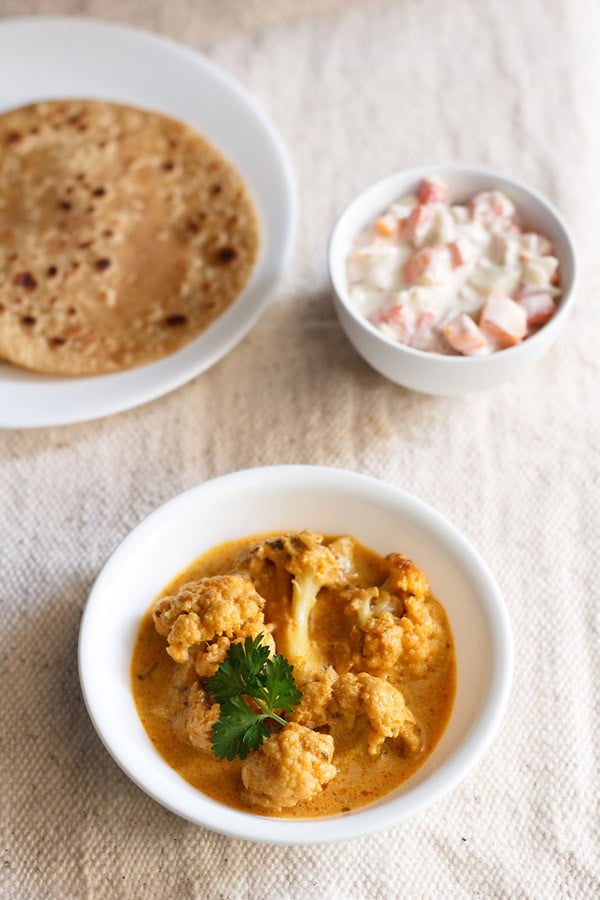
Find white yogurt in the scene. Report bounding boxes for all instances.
[346,178,561,355]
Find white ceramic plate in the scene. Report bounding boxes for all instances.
[0,17,297,428]
[79,466,513,844]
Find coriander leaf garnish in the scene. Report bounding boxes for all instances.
[205,633,302,761]
[206,636,271,702]
[260,652,301,713]
[210,696,271,762]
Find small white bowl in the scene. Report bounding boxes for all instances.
[328,164,577,395]
[79,465,512,844]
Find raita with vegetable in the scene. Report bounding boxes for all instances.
[132,532,456,816]
[347,177,561,355]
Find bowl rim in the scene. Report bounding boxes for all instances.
[328,162,578,365]
[78,464,513,844]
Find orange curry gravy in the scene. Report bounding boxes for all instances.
[131,533,456,818]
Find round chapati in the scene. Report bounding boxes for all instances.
[0,100,259,375]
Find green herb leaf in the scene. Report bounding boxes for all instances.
[261,653,303,713]
[210,696,270,761]
[205,634,271,702]
[205,634,302,761]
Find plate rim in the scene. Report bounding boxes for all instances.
[0,15,298,428]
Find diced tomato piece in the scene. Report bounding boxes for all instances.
[505,222,521,236]
[449,242,464,267]
[403,245,451,285]
[442,314,488,356]
[449,236,472,267]
[402,204,434,247]
[417,178,448,205]
[404,247,434,284]
[479,291,527,348]
[410,312,438,350]
[469,190,515,224]
[514,283,537,301]
[371,305,412,344]
[374,214,398,237]
[517,292,555,328]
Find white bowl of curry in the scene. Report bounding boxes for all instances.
[79,466,513,844]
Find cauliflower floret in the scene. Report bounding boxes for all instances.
[344,554,444,678]
[185,684,220,752]
[359,611,405,674]
[237,532,339,586]
[241,723,337,810]
[327,535,362,583]
[287,666,339,728]
[152,574,265,664]
[165,614,204,663]
[193,634,231,679]
[331,673,421,755]
[237,532,342,670]
[362,595,445,678]
[194,627,276,679]
[382,553,429,600]
[344,554,427,624]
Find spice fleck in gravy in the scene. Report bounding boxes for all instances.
[132,532,456,817]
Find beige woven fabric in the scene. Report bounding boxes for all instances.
[1,1,599,897]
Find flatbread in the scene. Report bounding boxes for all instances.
[0,100,259,375]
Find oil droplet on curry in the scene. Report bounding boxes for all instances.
[132,532,456,817]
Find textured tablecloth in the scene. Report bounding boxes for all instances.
[1,1,599,897]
